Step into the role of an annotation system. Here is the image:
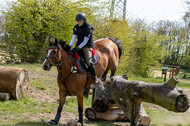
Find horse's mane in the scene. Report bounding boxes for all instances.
[58,39,71,53]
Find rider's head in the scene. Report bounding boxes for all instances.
[75,13,86,26]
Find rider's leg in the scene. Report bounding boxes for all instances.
[83,48,99,84]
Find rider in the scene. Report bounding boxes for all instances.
[69,13,99,84]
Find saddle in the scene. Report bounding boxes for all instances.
[73,49,100,75]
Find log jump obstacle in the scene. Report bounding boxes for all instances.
[0,66,29,100]
[85,75,190,126]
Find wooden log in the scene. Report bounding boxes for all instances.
[93,75,189,126]
[0,66,29,99]
[0,92,10,101]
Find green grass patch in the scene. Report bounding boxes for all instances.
[0,96,57,124]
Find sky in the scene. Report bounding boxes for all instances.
[0,0,189,24]
[125,0,188,23]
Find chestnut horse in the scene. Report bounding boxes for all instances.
[42,37,122,125]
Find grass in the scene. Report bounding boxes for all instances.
[0,64,189,126]
[0,96,57,125]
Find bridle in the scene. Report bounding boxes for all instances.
[45,47,60,67]
[45,43,90,94]
[45,46,72,66]
[45,45,74,92]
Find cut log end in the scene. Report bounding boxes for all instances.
[175,94,190,112]
[15,69,29,99]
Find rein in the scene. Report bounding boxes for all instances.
[46,45,89,93]
[54,55,72,66]
[46,46,74,91]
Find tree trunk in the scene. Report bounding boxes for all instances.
[92,75,189,126]
[0,66,29,100]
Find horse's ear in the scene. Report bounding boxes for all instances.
[54,38,58,44]
[58,40,66,49]
[49,38,52,44]
[49,38,58,46]
[65,45,71,53]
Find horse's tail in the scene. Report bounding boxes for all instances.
[108,37,122,59]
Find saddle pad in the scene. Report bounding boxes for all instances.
[74,49,100,74]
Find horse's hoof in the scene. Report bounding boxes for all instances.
[49,120,58,125]
[41,119,58,125]
[41,119,49,125]
[110,76,115,82]
[68,120,82,126]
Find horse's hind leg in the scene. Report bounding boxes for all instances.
[77,92,84,124]
[110,70,116,82]
[101,68,109,81]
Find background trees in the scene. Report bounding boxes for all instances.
[0,0,189,77]
[1,0,79,62]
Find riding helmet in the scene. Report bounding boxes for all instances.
[75,13,86,21]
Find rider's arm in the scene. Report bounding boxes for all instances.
[69,34,77,47]
[69,27,77,47]
[78,37,89,49]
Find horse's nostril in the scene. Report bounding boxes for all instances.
[43,65,48,70]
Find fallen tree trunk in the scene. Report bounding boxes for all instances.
[93,75,189,126]
[0,66,29,100]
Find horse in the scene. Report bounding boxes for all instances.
[42,37,122,125]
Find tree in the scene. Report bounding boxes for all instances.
[155,20,189,66]
[181,1,190,67]
[1,0,79,63]
[126,20,164,77]
[92,18,164,77]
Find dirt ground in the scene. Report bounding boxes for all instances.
[23,69,190,126]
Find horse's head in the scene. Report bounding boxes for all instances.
[42,38,61,71]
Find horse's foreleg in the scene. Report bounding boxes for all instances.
[50,90,67,125]
[77,92,84,124]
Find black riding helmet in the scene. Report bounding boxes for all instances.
[75,13,86,21]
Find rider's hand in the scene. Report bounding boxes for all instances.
[76,46,80,50]
[71,46,78,53]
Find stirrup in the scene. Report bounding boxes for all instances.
[71,66,77,73]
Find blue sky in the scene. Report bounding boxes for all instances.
[0,0,189,24]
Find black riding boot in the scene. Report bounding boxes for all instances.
[89,64,99,84]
